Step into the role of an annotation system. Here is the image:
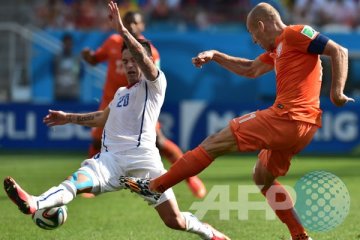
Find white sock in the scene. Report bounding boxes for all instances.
[181,212,213,240]
[35,180,77,210]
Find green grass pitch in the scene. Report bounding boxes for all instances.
[0,152,359,240]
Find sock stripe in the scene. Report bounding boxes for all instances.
[38,189,63,202]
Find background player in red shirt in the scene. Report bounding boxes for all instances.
[120,3,354,240]
[82,10,206,199]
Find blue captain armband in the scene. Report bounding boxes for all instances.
[307,34,330,54]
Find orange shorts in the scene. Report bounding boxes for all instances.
[230,108,318,177]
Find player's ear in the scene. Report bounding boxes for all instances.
[258,21,265,32]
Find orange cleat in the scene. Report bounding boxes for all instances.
[4,176,37,214]
[186,176,207,198]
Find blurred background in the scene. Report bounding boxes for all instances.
[0,0,359,155]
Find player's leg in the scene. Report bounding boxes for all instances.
[156,122,206,198]
[3,169,96,215]
[150,125,238,193]
[120,111,257,196]
[252,120,318,240]
[253,154,310,240]
[84,100,107,198]
[4,153,118,215]
[155,196,230,239]
[83,130,101,198]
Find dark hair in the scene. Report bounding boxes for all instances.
[123,11,142,25]
[121,39,152,57]
[62,33,73,41]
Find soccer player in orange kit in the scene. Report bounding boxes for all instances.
[120,3,355,240]
[82,10,206,198]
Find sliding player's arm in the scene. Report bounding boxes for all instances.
[192,50,273,78]
[108,1,158,81]
[43,108,110,128]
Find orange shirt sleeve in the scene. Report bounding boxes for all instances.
[150,44,161,68]
[284,25,319,53]
[259,52,274,66]
[94,35,116,62]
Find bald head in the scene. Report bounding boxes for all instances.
[246,3,282,29]
[245,3,286,51]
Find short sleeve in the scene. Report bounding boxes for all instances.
[285,25,319,53]
[147,69,167,95]
[259,52,274,66]
[94,35,122,62]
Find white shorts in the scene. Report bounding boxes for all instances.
[78,147,175,207]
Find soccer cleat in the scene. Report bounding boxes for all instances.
[203,223,231,240]
[291,238,313,240]
[119,176,161,204]
[291,234,313,240]
[186,176,207,198]
[3,176,37,214]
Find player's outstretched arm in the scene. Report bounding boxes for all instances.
[43,108,110,128]
[323,40,355,106]
[81,48,97,65]
[108,1,158,81]
[192,50,273,78]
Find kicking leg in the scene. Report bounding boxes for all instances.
[119,126,237,200]
[156,125,206,198]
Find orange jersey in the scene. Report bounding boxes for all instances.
[259,25,323,127]
[94,34,160,109]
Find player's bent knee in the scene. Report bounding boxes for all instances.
[68,170,94,192]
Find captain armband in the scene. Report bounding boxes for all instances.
[307,34,330,54]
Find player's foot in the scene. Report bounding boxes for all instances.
[3,176,37,214]
[291,234,312,240]
[204,223,231,240]
[186,176,207,198]
[119,176,161,204]
[81,193,95,198]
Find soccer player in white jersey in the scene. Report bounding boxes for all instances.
[3,2,229,240]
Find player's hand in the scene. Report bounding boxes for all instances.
[81,48,92,61]
[108,1,125,33]
[330,92,355,107]
[192,50,215,68]
[43,110,70,127]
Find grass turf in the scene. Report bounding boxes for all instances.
[0,152,359,240]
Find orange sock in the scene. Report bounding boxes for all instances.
[151,146,213,193]
[159,139,183,164]
[261,181,307,238]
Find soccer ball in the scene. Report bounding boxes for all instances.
[32,206,68,230]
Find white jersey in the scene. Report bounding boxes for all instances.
[102,70,166,152]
